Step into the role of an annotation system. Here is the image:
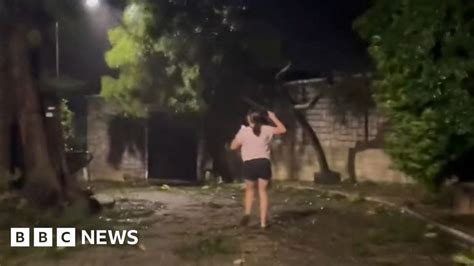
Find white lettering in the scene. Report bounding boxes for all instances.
[96,230,107,245]
[81,230,95,245]
[10,228,30,247]
[57,228,76,247]
[108,230,127,245]
[127,230,139,245]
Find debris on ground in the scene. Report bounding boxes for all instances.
[1,182,466,266]
[233,258,245,265]
[160,184,171,191]
[93,194,116,208]
[424,232,438,238]
[452,250,474,265]
[138,244,147,251]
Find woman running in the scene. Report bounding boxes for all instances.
[230,110,287,228]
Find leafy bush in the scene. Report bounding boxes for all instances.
[60,99,75,150]
[355,0,474,188]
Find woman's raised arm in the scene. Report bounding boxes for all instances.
[267,111,287,135]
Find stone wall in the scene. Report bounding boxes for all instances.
[271,76,411,183]
[87,96,147,181]
[85,78,410,184]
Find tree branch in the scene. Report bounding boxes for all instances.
[275,62,292,81]
[293,93,323,110]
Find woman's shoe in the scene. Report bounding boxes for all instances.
[260,221,272,230]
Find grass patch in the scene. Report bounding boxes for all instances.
[175,235,239,260]
[421,187,454,208]
[453,248,474,265]
[368,212,458,255]
[369,212,426,245]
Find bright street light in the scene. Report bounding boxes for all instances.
[85,0,100,9]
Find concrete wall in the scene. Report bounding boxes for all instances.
[85,76,410,184]
[87,96,147,181]
[271,76,411,183]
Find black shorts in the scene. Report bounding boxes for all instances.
[242,158,272,181]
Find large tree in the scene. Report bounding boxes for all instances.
[355,0,474,188]
[0,0,94,209]
[102,0,284,181]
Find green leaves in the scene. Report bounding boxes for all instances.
[122,3,154,37]
[102,1,205,116]
[355,0,474,188]
[106,28,142,68]
[101,0,284,117]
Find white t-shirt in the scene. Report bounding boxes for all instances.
[235,125,274,161]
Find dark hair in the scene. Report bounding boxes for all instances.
[247,110,265,136]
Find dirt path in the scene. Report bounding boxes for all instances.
[2,183,463,266]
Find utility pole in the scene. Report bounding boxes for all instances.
[55,21,59,78]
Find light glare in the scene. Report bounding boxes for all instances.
[86,0,99,8]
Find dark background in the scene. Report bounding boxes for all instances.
[57,0,372,89]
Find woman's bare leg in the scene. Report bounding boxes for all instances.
[244,180,255,216]
[258,178,269,228]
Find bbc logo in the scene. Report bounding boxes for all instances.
[10,228,139,247]
[11,228,76,247]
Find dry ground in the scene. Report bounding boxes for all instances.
[0,182,468,266]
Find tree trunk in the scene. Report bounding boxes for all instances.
[281,88,341,184]
[292,109,330,172]
[0,9,99,212]
[204,111,235,183]
[0,26,12,189]
[196,121,207,184]
[8,25,62,207]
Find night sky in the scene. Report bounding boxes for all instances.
[250,0,372,73]
[59,0,372,89]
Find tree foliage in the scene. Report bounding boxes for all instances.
[102,0,284,117]
[102,0,284,182]
[355,0,474,188]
